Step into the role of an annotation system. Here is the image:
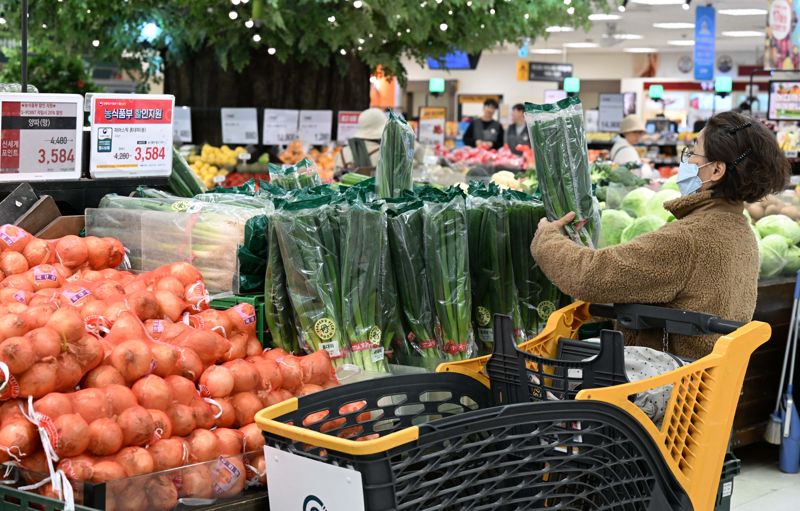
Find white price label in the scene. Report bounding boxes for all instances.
[0,93,83,182]
[320,341,341,358]
[337,111,361,143]
[298,110,333,145]
[371,347,385,363]
[173,106,192,143]
[263,109,299,145]
[221,108,259,145]
[89,94,175,178]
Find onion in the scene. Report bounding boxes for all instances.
[148,438,186,471]
[91,460,127,483]
[214,428,243,455]
[264,389,294,407]
[70,335,104,372]
[0,420,35,462]
[179,465,213,499]
[187,428,221,462]
[154,290,185,322]
[109,340,154,383]
[246,337,262,357]
[262,347,288,363]
[59,285,93,308]
[199,365,234,398]
[17,359,58,397]
[123,279,147,296]
[103,301,130,323]
[175,329,230,365]
[276,355,302,391]
[71,388,112,423]
[131,375,173,411]
[155,276,184,297]
[300,350,335,386]
[105,238,125,268]
[215,456,246,498]
[118,406,155,447]
[58,455,94,482]
[45,307,84,343]
[79,299,107,322]
[87,418,124,456]
[248,357,283,391]
[2,274,33,292]
[145,474,179,511]
[173,347,203,381]
[168,263,202,287]
[226,303,257,335]
[34,392,73,419]
[0,225,31,252]
[150,343,178,378]
[166,404,196,437]
[82,365,125,388]
[0,251,28,276]
[0,288,30,305]
[84,237,113,270]
[92,280,125,300]
[126,290,161,321]
[214,397,236,428]
[0,336,35,373]
[79,269,105,282]
[54,413,90,457]
[297,384,323,396]
[21,305,58,331]
[192,309,233,337]
[51,263,73,279]
[224,359,261,393]
[191,400,216,430]
[6,302,26,315]
[164,375,197,405]
[104,384,138,415]
[22,239,51,267]
[147,409,173,440]
[116,446,154,476]
[251,454,267,486]
[105,312,145,344]
[0,315,29,342]
[224,332,247,361]
[232,392,263,427]
[239,423,266,452]
[20,450,49,476]
[55,235,88,268]
[184,281,209,312]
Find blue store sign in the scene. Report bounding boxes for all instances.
[694,6,716,81]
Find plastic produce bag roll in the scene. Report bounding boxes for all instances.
[375,111,415,198]
[525,96,600,248]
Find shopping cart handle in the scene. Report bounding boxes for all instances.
[588,303,744,336]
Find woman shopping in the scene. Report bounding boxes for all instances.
[531,111,789,360]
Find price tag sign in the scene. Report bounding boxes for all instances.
[263,109,299,145]
[221,108,259,145]
[337,111,360,143]
[0,93,83,182]
[298,110,333,145]
[173,106,192,143]
[418,107,446,146]
[89,94,175,178]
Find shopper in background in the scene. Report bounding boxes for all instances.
[531,111,789,360]
[336,107,386,169]
[463,98,504,150]
[505,103,531,155]
[610,114,646,166]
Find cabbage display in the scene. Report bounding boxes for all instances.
[755,214,800,244]
[759,234,789,278]
[620,187,656,218]
[785,245,800,275]
[644,189,681,222]
[599,209,633,247]
[620,215,666,243]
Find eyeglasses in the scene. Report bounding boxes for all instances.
[680,145,707,164]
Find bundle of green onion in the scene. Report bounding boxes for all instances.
[375,111,414,198]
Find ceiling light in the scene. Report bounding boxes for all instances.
[718,8,767,16]
[618,0,627,12]
[630,0,683,5]
[546,26,574,32]
[668,39,695,46]
[682,0,691,10]
[612,33,643,40]
[624,47,657,52]
[563,42,599,48]
[722,30,765,37]
[653,22,694,29]
[589,13,621,21]
[530,48,563,54]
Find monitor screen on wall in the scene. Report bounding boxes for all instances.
[768,81,800,120]
[427,51,482,70]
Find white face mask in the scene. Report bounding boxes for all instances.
[676,161,714,196]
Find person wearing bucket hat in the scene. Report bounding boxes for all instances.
[337,108,387,169]
[610,114,646,166]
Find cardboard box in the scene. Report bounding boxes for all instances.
[15,196,60,234]
[36,215,85,239]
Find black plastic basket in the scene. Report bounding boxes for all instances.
[714,452,741,511]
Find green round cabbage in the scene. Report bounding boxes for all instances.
[620,187,656,218]
[784,245,800,275]
[662,176,679,192]
[599,209,633,247]
[620,215,666,243]
[759,234,790,278]
[644,189,681,222]
[755,215,800,244]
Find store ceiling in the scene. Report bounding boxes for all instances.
[521,0,768,56]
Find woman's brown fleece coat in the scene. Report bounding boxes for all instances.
[531,190,758,360]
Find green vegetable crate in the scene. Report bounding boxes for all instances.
[210,294,268,346]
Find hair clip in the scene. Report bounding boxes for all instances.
[730,148,752,168]
[727,122,752,134]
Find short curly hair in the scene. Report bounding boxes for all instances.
[703,111,790,203]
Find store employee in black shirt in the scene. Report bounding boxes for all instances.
[463,98,504,150]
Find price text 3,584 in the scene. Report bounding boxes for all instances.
[38,148,75,164]
[134,146,166,161]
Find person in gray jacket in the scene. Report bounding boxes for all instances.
[505,103,531,155]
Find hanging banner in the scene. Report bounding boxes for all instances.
[89,94,174,179]
[0,93,83,182]
[766,0,798,70]
[418,107,446,146]
[694,6,716,80]
[298,110,333,144]
[263,109,299,145]
[221,108,258,145]
[173,106,192,143]
[336,111,360,143]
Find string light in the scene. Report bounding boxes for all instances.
[358,46,363,50]
[245,19,254,28]
[353,0,363,7]
[490,8,495,14]
[231,0,240,4]
[41,23,47,29]
[252,34,261,42]
[448,10,453,15]
[406,28,411,33]
[524,13,529,19]
[328,15,336,22]
[229,11,238,20]
[368,33,373,38]
[340,49,347,55]
[92,40,100,47]
[467,0,472,6]
[267,47,276,55]
[358,38,365,44]
[564,0,572,4]
[0,18,6,25]
[439,23,448,31]
[567,6,575,14]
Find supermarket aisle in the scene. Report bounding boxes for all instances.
[731,444,800,510]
